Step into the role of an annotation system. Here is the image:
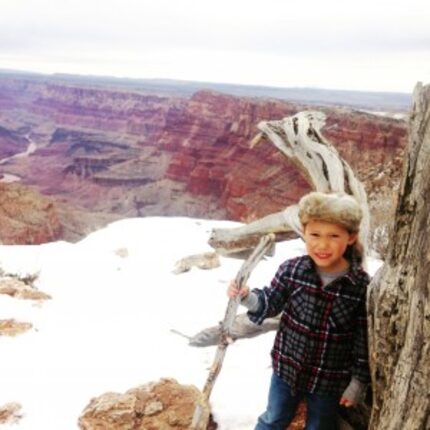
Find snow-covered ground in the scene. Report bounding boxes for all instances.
[0,217,383,429]
[358,109,407,120]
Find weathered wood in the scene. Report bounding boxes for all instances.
[190,234,275,429]
[189,313,280,347]
[368,82,430,429]
[209,110,370,256]
[209,207,302,255]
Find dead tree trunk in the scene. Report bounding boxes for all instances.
[368,82,430,429]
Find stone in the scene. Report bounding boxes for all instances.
[0,402,23,424]
[114,247,129,258]
[0,277,51,301]
[173,252,220,274]
[78,378,210,430]
[0,319,32,336]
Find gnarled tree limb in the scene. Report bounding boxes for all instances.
[209,110,369,255]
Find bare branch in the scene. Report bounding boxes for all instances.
[209,111,369,256]
[190,234,275,429]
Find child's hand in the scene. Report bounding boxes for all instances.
[339,397,356,408]
[227,280,250,299]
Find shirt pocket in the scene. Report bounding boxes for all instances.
[328,295,360,332]
[287,288,307,320]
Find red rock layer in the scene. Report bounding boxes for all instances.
[159,91,407,220]
[0,77,408,234]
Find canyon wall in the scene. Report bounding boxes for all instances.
[0,76,408,243]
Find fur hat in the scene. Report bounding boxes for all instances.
[298,191,362,233]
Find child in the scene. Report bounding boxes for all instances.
[228,192,371,430]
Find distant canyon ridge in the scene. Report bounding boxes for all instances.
[0,73,408,244]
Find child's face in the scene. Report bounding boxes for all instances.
[303,219,358,273]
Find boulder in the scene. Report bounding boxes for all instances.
[79,378,210,430]
[0,183,62,244]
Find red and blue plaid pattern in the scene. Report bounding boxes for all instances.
[248,254,370,396]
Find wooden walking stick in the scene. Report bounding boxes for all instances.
[190,233,276,429]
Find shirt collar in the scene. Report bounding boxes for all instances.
[301,254,364,286]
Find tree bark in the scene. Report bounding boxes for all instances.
[368,82,430,429]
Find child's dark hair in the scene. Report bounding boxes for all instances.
[344,240,365,264]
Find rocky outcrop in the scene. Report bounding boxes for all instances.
[0,402,23,424]
[0,319,33,336]
[0,183,63,244]
[0,271,48,341]
[0,277,51,300]
[79,378,210,430]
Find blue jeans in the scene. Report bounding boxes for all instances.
[255,373,340,430]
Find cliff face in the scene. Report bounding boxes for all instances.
[0,126,29,159]
[153,90,407,220]
[0,77,408,242]
[159,91,310,219]
[0,183,63,244]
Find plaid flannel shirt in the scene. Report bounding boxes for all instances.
[248,254,371,396]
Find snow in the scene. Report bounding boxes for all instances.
[358,109,408,120]
[0,217,383,429]
[0,174,21,183]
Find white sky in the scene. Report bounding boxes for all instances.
[1,0,429,92]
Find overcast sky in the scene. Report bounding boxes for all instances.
[1,0,429,92]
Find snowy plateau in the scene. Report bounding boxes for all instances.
[0,217,382,429]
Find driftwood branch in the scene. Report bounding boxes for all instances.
[209,110,369,255]
[189,313,280,347]
[190,234,275,429]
